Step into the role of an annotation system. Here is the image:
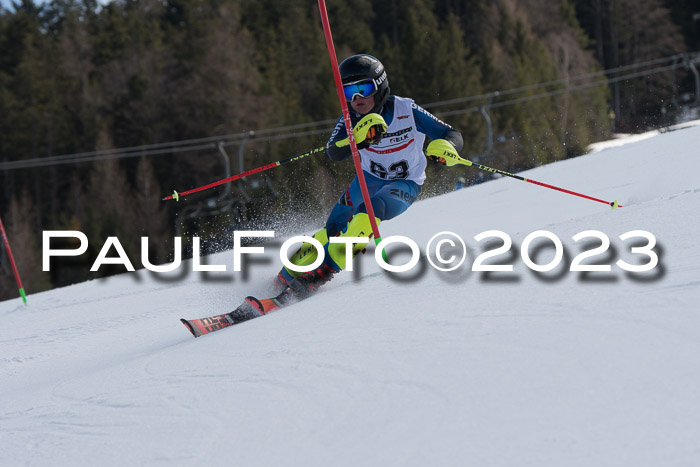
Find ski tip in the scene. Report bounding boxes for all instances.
[180,318,199,338]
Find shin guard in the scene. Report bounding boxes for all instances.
[326,213,381,271]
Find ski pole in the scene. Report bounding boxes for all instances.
[162,145,329,201]
[318,0,386,258]
[0,215,27,305]
[442,153,621,209]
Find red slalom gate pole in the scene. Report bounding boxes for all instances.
[317,0,385,249]
[0,215,27,305]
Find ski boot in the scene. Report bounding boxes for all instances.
[277,262,340,305]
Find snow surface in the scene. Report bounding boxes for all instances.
[2,124,700,466]
[586,119,700,153]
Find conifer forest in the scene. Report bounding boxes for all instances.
[1,0,698,299]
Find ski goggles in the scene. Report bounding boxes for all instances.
[343,79,379,101]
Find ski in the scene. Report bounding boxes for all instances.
[180,313,237,338]
[181,273,329,338]
[180,296,283,338]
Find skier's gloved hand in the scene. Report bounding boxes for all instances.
[354,113,387,146]
[334,113,387,149]
[361,124,384,146]
[427,155,447,164]
[426,139,460,166]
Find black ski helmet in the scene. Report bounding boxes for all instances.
[339,54,390,114]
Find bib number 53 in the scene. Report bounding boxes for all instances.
[370,160,409,180]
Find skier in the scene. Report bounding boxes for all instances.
[181,54,465,336]
[270,54,463,309]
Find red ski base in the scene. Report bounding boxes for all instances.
[181,296,282,338]
[180,313,236,338]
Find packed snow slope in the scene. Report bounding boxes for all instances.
[2,124,700,467]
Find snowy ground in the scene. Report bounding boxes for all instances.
[2,124,700,466]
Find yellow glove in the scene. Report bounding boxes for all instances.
[335,113,388,148]
[426,139,462,166]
